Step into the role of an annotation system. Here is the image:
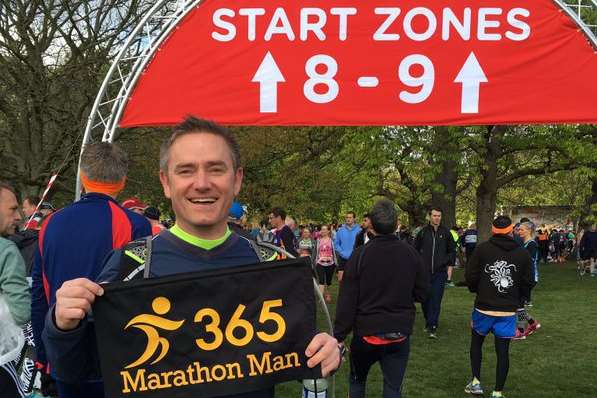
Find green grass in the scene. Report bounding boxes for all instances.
[277,262,597,397]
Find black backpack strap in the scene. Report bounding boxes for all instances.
[247,239,281,262]
[118,236,153,281]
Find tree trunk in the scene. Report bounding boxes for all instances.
[430,127,459,229]
[432,159,458,229]
[579,172,597,229]
[476,127,502,242]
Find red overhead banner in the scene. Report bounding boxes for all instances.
[119,0,597,126]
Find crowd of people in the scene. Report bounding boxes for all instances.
[0,116,596,398]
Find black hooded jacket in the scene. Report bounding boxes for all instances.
[334,235,429,341]
[465,234,533,312]
[414,224,456,274]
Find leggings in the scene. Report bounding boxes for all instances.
[470,330,510,391]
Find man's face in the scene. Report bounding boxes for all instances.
[362,217,371,229]
[345,213,355,226]
[22,199,36,218]
[268,213,283,229]
[0,189,21,236]
[430,210,442,226]
[159,133,243,239]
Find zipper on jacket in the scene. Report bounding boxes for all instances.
[431,228,436,273]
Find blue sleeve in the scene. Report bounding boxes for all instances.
[42,250,122,382]
[42,309,102,383]
[97,250,125,283]
[131,214,152,240]
[334,230,346,259]
[31,247,48,364]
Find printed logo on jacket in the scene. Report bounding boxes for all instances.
[93,259,319,398]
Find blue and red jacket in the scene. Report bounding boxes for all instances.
[31,193,151,366]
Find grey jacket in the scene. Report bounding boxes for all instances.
[0,237,31,326]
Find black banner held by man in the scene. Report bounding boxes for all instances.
[93,258,320,398]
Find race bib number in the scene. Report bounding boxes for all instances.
[93,258,319,398]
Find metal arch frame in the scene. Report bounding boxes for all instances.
[75,0,203,198]
[76,0,597,199]
[557,0,597,49]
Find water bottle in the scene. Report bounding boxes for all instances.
[302,378,328,398]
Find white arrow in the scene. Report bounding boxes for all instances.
[252,52,285,113]
[454,52,488,114]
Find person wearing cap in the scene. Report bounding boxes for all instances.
[143,206,165,236]
[464,215,533,398]
[30,142,151,398]
[228,200,252,240]
[121,197,147,215]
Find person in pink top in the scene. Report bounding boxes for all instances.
[314,225,337,303]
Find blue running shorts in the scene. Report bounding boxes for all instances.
[471,309,516,338]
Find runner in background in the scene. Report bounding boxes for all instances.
[463,224,479,266]
[334,211,361,282]
[447,226,460,287]
[313,225,337,303]
[414,207,456,339]
[334,199,428,398]
[0,182,30,398]
[31,143,151,398]
[465,215,532,398]
[143,206,165,235]
[514,221,541,339]
[353,213,373,250]
[268,207,298,257]
[297,227,315,259]
[536,229,549,263]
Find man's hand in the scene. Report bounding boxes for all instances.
[55,278,104,330]
[305,333,341,377]
[337,270,344,282]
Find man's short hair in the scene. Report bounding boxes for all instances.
[369,199,398,235]
[160,116,241,172]
[0,182,16,199]
[346,211,356,218]
[429,206,442,215]
[80,142,128,182]
[23,195,40,205]
[270,207,286,220]
[363,213,370,219]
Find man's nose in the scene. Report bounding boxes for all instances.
[192,170,210,189]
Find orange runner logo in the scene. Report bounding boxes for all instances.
[124,297,185,369]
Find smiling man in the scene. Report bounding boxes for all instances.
[42,117,340,398]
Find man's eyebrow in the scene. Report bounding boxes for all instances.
[173,162,197,170]
[205,160,228,167]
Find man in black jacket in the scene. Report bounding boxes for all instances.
[414,207,456,338]
[353,213,374,249]
[464,215,532,398]
[335,199,429,398]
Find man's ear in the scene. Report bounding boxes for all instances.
[234,167,244,197]
[159,170,171,199]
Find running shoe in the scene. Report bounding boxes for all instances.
[525,321,541,336]
[464,380,484,395]
[512,329,527,340]
[428,327,438,339]
[446,281,455,287]
[490,391,506,398]
[524,301,533,308]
